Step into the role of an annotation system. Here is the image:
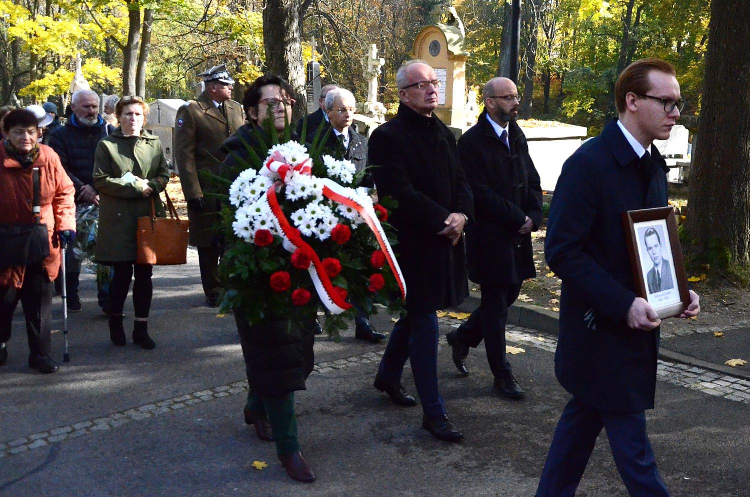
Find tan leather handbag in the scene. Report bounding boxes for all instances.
[136,191,189,265]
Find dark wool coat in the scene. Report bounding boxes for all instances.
[319,127,373,188]
[47,115,116,196]
[0,144,75,287]
[458,111,543,286]
[93,130,170,263]
[296,108,326,138]
[234,311,315,397]
[174,92,244,246]
[370,103,474,313]
[545,120,669,412]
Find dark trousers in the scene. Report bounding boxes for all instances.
[247,391,299,456]
[109,263,153,319]
[377,312,445,418]
[354,304,370,329]
[197,246,220,298]
[455,283,521,378]
[0,263,53,357]
[536,397,669,497]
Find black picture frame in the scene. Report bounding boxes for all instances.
[622,207,690,319]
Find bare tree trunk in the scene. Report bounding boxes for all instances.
[135,9,154,98]
[263,0,306,119]
[543,68,551,114]
[519,0,540,118]
[122,0,141,96]
[497,0,512,78]
[686,0,750,271]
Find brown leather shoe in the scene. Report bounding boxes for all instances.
[243,407,274,441]
[278,451,316,483]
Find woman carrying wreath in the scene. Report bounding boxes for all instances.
[222,75,317,483]
[0,109,76,373]
[93,96,169,350]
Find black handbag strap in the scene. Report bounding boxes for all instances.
[32,168,41,221]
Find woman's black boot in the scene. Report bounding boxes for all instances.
[132,320,155,349]
[109,314,126,346]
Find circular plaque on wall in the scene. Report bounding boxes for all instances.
[429,40,441,57]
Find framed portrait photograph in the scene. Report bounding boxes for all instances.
[622,207,690,319]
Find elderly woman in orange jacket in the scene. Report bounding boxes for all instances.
[0,109,75,373]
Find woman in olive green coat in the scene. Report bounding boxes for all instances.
[93,96,170,349]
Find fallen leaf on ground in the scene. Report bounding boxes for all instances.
[518,293,533,302]
[714,331,724,338]
[689,316,698,320]
[687,274,707,282]
[436,311,447,318]
[546,272,556,278]
[506,346,526,355]
[536,337,545,341]
[252,461,268,470]
[701,264,711,270]
[549,298,559,305]
[391,317,399,322]
[551,307,560,312]
[216,313,225,318]
[725,359,747,367]
[447,311,471,320]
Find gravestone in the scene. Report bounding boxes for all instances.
[360,44,386,122]
[654,124,690,183]
[147,99,186,171]
[410,12,469,128]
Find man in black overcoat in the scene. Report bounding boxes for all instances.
[369,60,473,443]
[536,58,700,496]
[446,77,542,399]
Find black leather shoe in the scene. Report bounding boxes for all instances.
[355,323,386,343]
[446,330,469,376]
[278,452,316,483]
[494,371,526,399]
[313,318,323,335]
[28,355,58,374]
[422,414,463,442]
[206,294,219,308]
[67,295,82,312]
[243,407,274,441]
[0,342,7,366]
[373,375,417,406]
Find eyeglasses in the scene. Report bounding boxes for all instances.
[401,79,441,90]
[487,94,521,102]
[334,107,355,114]
[259,97,296,108]
[636,94,685,113]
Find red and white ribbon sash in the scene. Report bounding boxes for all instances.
[263,151,312,183]
[319,178,407,301]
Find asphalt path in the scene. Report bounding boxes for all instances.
[1,250,748,496]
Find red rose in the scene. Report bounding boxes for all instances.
[291,248,312,270]
[254,229,273,247]
[269,271,291,292]
[322,257,342,278]
[368,273,385,292]
[334,286,348,301]
[330,224,351,245]
[374,204,388,222]
[291,288,311,306]
[370,250,386,268]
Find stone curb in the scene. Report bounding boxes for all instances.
[456,293,750,381]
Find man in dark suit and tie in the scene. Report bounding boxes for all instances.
[446,77,543,399]
[536,58,700,496]
[321,87,385,343]
[645,227,674,293]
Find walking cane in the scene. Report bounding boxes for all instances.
[61,237,70,362]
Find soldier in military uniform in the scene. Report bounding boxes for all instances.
[175,64,245,307]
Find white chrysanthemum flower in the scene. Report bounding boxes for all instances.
[304,202,323,219]
[290,208,307,227]
[237,168,258,183]
[284,182,303,202]
[298,218,316,237]
[315,224,331,241]
[251,214,275,234]
[337,203,359,220]
[309,178,324,198]
[228,180,246,207]
[232,217,253,242]
[245,201,263,217]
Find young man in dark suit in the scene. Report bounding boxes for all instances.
[536,58,700,496]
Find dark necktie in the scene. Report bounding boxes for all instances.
[500,129,510,150]
[656,269,661,290]
[337,133,346,150]
[219,102,226,117]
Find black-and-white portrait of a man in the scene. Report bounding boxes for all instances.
[644,226,674,294]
